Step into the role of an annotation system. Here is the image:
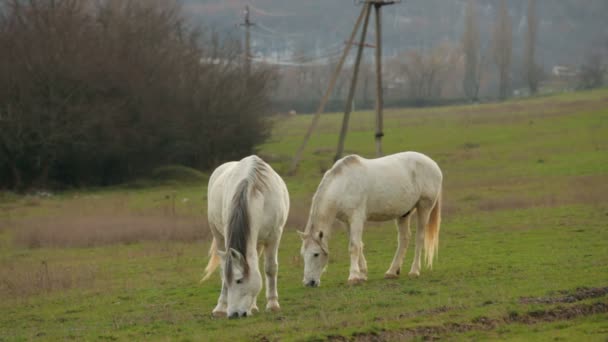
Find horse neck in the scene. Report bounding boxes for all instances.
[306,192,336,238]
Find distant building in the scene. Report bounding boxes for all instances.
[552,65,578,78]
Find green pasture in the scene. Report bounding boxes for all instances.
[1,89,607,341]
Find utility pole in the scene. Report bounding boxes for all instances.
[241,6,255,76]
[288,1,400,173]
[372,0,396,157]
[335,2,372,162]
[288,5,369,174]
[335,0,397,161]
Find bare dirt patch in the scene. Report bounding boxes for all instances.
[339,301,608,341]
[329,285,608,342]
[520,287,608,304]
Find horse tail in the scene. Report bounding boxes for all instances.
[424,189,442,269]
[201,238,220,283]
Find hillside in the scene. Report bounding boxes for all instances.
[1,89,607,340]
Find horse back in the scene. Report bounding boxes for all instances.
[325,152,442,221]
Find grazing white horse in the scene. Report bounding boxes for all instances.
[299,152,442,286]
[202,155,289,318]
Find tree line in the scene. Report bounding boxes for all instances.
[271,0,606,112]
[0,0,274,190]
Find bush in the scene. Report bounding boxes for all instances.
[0,0,274,190]
[150,165,207,183]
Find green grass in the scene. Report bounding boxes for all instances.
[1,89,608,341]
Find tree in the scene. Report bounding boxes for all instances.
[524,0,540,95]
[462,0,480,101]
[578,52,606,89]
[402,44,459,104]
[493,0,512,100]
[0,0,274,190]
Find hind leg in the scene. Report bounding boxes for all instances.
[409,201,432,277]
[385,215,412,279]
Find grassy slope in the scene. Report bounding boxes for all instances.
[1,90,608,341]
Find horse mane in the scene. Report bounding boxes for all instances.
[305,155,362,234]
[225,156,269,283]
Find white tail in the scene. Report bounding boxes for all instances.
[201,238,220,283]
[424,191,442,269]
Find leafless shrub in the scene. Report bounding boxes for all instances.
[578,52,606,90]
[0,0,274,190]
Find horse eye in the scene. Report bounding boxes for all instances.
[236,279,242,284]
[313,253,319,257]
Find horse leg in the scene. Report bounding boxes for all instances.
[358,241,368,276]
[212,276,228,317]
[210,231,227,317]
[348,216,367,285]
[409,201,432,277]
[264,240,281,312]
[385,215,411,279]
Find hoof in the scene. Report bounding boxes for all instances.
[212,310,227,318]
[384,272,399,279]
[408,270,420,278]
[251,305,259,314]
[347,277,366,285]
[266,303,281,312]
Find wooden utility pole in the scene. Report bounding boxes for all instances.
[288,5,369,174]
[372,1,395,157]
[241,6,255,76]
[335,2,372,161]
[335,0,396,161]
[288,1,399,173]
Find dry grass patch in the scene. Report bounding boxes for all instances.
[0,260,98,298]
[4,197,208,248]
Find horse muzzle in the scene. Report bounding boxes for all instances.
[228,311,248,319]
[304,279,319,288]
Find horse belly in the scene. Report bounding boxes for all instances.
[365,186,418,222]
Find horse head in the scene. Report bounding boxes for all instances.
[219,248,262,318]
[299,230,328,287]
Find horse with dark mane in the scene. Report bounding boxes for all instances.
[202,155,289,318]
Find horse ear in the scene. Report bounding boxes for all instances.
[217,249,226,260]
[318,231,324,239]
[297,231,308,240]
[229,248,244,263]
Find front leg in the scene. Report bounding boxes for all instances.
[264,241,281,312]
[212,277,228,317]
[358,242,368,276]
[348,217,367,285]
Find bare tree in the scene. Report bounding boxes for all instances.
[462,0,480,101]
[524,0,540,95]
[403,44,458,104]
[578,52,606,89]
[493,0,512,100]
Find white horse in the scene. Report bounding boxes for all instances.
[299,152,442,286]
[202,155,289,318]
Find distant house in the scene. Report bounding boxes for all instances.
[552,65,578,78]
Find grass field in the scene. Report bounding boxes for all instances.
[1,89,607,341]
